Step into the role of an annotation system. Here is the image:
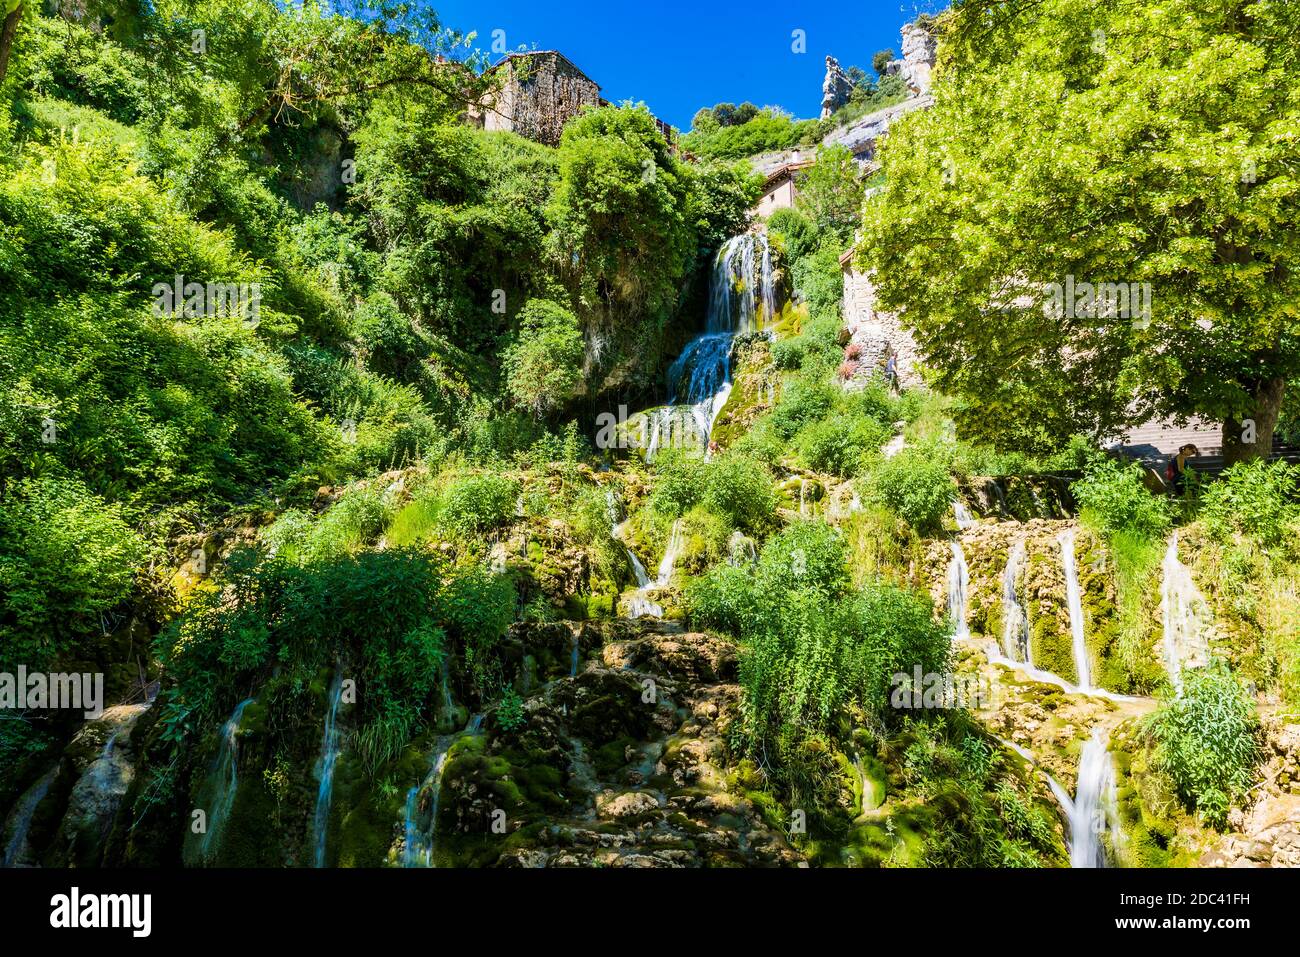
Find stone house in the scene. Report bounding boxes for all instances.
[753,160,813,218]
[473,50,675,147]
[839,247,922,388]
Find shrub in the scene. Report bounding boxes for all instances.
[501,299,585,419]
[1071,457,1170,538]
[1200,459,1300,549]
[439,473,520,536]
[685,562,757,635]
[0,476,144,673]
[769,377,837,439]
[795,415,890,477]
[1143,661,1258,827]
[650,452,776,535]
[863,449,954,533]
[757,521,848,597]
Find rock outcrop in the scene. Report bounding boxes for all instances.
[821,56,854,119]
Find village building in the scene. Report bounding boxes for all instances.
[472,50,675,148]
[753,159,814,217]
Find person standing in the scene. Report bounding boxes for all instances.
[1165,443,1199,495]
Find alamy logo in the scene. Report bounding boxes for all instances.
[0,667,103,718]
[50,887,151,938]
[1042,275,1151,329]
[152,274,261,327]
[890,666,990,710]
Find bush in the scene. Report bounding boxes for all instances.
[1200,459,1300,549]
[502,299,585,419]
[439,473,520,536]
[1071,457,1170,538]
[757,521,848,596]
[769,377,838,439]
[0,476,145,673]
[685,562,757,635]
[863,449,954,533]
[795,415,890,477]
[1143,661,1258,827]
[649,452,776,535]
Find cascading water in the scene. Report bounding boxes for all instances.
[1159,532,1211,689]
[402,714,485,867]
[947,541,970,640]
[1001,539,1030,662]
[655,519,685,589]
[2,766,56,867]
[200,697,255,861]
[570,634,580,678]
[312,672,344,868]
[953,501,975,530]
[1070,727,1123,868]
[645,232,777,459]
[1058,530,1092,690]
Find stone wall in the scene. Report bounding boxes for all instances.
[481,52,603,146]
[841,266,923,387]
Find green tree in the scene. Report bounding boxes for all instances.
[502,299,585,419]
[796,144,864,246]
[858,0,1300,462]
[547,105,695,389]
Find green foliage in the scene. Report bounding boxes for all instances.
[1143,661,1259,827]
[1199,460,1300,549]
[548,105,696,387]
[793,145,865,246]
[438,473,520,537]
[502,299,585,418]
[756,521,849,597]
[1072,458,1171,538]
[858,0,1300,455]
[0,476,144,673]
[863,448,954,533]
[648,451,777,535]
[682,108,809,160]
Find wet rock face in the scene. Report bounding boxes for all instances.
[437,623,802,868]
[50,703,151,868]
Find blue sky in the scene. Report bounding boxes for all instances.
[426,0,945,131]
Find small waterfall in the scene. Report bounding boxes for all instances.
[953,500,975,530]
[2,767,57,867]
[1058,530,1092,690]
[439,658,454,717]
[655,519,685,588]
[614,518,663,619]
[1070,728,1123,868]
[645,232,777,459]
[947,541,970,639]
[569,634,580,678]
[312,672,344,868]
[1001,539,1030,662]
[1159,532,1211,689]
[56,703,150,864]
[200,697,255,862]
[402,715,485,868]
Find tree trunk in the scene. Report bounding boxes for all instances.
[1222,376,1285,467]
[0,4,22,90]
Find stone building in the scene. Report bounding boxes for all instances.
[839,248,923,388]
[473,50,675,148]
[753,159,813,218]
[474,51,603,146]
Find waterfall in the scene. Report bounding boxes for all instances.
[439,658,454,717]
[1160,532,1211,689]
[1070,728,1123,868]
[645,232,777,459]
[569,634,580,678]
[614,518,663,619]
[200,697,255,862]
[2,767,56,867]
[1001,539,1030,662]
[947,541,970,639]
[1058,530,1092,690]
[953,501,975,530]
[402,715,485,867]
[312,672,344,868]
[655,519,685,588]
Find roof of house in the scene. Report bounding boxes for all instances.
[762,160,814,189]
